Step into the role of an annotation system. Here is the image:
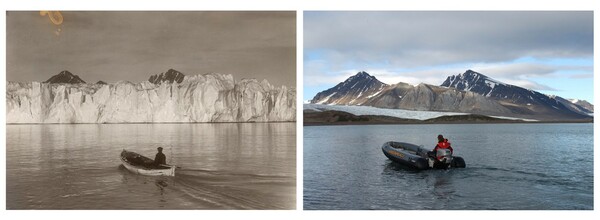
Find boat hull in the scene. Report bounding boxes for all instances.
[381,141,466,170]
[382,141,429,170]
[120,150,175,176]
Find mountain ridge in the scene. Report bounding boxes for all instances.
[441,70,590,119]
[311,70,592,121]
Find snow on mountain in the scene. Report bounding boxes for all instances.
[7,71,295,123]
[311,71,388,105]
[441,70,591,119]
[304,104,536,121]
[569,99,594,113]
[311,71,512,116]
[554,97,594,116]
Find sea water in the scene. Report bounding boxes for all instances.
[304,123,593,210]
[7,123,296,209]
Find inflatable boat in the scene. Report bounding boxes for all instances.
[382,141,466,170]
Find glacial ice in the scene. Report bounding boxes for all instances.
[6,73,296,123]
[304,104,537,121]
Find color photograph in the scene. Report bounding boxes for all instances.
[303,11,593,210]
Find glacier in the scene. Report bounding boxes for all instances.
[6,73,296,123]
[304,104,538,121]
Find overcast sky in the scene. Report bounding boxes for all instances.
[7,11,296,87]
[304,11,593,103]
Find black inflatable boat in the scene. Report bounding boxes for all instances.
[382,141,466,170]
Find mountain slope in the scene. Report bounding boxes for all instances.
[312,71,512,116]
[311,71,388,105]
[441,70,592,119]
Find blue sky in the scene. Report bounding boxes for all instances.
[304,11,593,104]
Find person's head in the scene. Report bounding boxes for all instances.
[437,134,444,142]
[157,147,163,152]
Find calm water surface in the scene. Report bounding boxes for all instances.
[304,123,593,210]
[7,123,295,209]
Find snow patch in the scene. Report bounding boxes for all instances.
[305,104,467,120]
[366,89,383,98]
[304,104,538,121]
[317,92,337,104]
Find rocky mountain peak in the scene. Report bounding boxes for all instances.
[149,68,186,84]
[44,70,86,84]
[441,69,500,92]
[442,69,592,119]
[310,71,387,105]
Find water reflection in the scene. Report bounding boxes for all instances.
[7,123,295,209]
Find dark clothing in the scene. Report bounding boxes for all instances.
[154,152,166,165]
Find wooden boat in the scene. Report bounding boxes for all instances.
[120,150,176,176]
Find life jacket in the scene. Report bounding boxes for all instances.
[435,139,453,160]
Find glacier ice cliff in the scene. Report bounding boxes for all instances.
[6,73,295,123]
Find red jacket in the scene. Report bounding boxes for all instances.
[433,140,453,159]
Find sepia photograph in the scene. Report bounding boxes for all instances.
[303,11,593,210]
[6,11,296,209]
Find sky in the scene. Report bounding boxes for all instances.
[304,11,594,103]
[7,11,296,87]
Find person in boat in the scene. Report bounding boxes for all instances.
[428,134,453,160]
[154,147,167,166]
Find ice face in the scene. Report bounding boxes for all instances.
[6,74,296,123]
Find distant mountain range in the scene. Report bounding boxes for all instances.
[40,68,187,85]
[310,70,593,121]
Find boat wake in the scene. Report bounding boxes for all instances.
[118,165,295,209]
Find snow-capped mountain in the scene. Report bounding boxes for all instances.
[311,71,388,105]
[441,70,592,119]
[310,70,592,121]
[312,71,512,116]
[553,96,594,116]
[569,99,594,113]
[7,70,295,123]
[44,70,86,84]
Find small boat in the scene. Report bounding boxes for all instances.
[382,141,466,170]
[120,150,176,176]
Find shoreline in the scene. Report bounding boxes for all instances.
[6,121,297,125]
[304,120,593,126]
[303,110,593,126]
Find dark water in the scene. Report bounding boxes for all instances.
[7,123,296,209]
[304,123,593,210]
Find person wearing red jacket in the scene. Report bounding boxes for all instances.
[430,134,453,160]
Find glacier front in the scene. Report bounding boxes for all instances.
[6,73,295,123]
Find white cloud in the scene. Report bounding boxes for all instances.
[304,61,585,92]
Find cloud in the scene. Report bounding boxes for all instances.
[304,12,593,97]
[7,12,296,87]
[305,60,586,92]
[499,79,559,91]
[305,11,593,68]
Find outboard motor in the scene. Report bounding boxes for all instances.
[427,149,453,169]
[436,149,453,164]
